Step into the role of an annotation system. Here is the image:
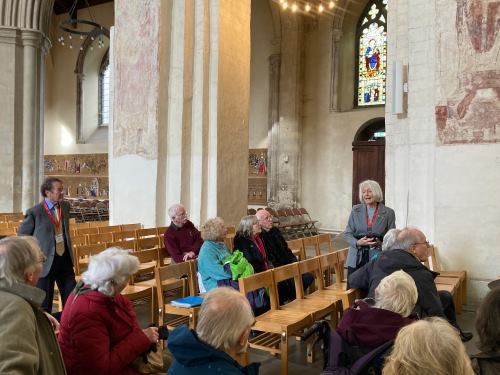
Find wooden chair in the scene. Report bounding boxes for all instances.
[428,245,466,313]
[287,238,306,261]
[317,233,333,254]
[0,228,17,237]
[121,284,156,325]
[74,243,106,275]
[121,223,142,231]
[156,226,167,236]
[113,230,137,242]
[88,232,114,244]
[75,227,99,236]
[272,263,338,363]
[155,261,200,330]
[302,235,320,257]
[317,252,359,310]
[224,234,234,252]
[299,208,318,235]
[238,270,312,375]
[136,227,158,239]
[106,240,136,252]
[226,225,236,235]
[98,225,122,234]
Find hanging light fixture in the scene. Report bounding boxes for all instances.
[276,0,336,16]
[57,0,109,51]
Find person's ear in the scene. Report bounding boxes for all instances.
[24,271,35,285]
[238,328,250,347]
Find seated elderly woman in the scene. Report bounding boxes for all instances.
[197,217,232,292]
[0,236,66,375]
[57,247,159,375]
[168,287,259,374]
[329,270,418,373]
[234,215,269,273]
[470,287,500,374]
[383,317,474,375]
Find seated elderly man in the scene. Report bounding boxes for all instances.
[0,236,66,375]
[168,287,260,374]
[164,203,203,263]
[349,227,472,342]
[256,209,313,303]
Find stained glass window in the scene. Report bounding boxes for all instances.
[356,0,387,107]
[98,51,110,126]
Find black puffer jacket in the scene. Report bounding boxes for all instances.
[348,249,444,318]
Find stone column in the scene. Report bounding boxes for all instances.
[111,0,250,227]
[275,13,303,208]
[0,0,53,212]
[329,28,343,112]
[267,53,281,204]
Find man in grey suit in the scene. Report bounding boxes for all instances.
[18,177,76,313]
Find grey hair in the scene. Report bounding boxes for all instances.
[236,215,258,238]
[168,203,184,220]
[392,227,420,251]
[359,180,384,203]
[82,247,139,297]
[0,236,43,285]
[201,217,225,241]
[374,270,418,317]
[382,228,401,251]
[196,287,254,352]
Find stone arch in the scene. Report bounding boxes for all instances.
[74,27,110,143]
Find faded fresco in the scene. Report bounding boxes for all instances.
[436,0,500,144]
[113,0,160,158]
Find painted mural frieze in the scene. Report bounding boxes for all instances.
[113,0,159,158]
[436,0,500,144]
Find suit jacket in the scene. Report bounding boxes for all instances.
[343,203,395,268]
[18,200,73,277]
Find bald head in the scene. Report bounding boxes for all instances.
[256,210,273,231]
[393,227,430,262]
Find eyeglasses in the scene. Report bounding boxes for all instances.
[176,212,188,219]
[413,241,430,249]
[38,255,47,264]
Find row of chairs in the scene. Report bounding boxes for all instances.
[150,249,358,375]
[247,207,319,239]
[0,212,24,223]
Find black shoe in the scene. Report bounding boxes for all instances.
[460,331,473,342]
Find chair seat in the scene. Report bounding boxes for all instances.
[253,309,312,334]
[121,284,152,300]
[280,298,336,321]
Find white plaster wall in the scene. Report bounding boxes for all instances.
[386,0,500,304]
[301,4,384,233]
[44,2,113,155]
[249,0,275,149]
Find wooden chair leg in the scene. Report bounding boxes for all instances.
[306,333,316,363]
[280,332,288,375]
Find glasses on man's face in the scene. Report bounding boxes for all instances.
[414,241,430,249]
[38,255,47,264]
[262,216,273,222]
[176,212,188,219]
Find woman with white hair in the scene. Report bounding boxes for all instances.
[383,317,474,375]
[57,248,159,375]
[168,287,259,374]
[330,271,418,373]
[197,217,232,292]
[344,180,396,279]
[234,215,269,273]
[0,236,66,375]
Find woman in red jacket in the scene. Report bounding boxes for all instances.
[57,248,159,375]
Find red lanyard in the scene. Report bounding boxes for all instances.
[42,200,62,230]
[365,204,379,231]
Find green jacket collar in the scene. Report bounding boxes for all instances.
[0,278,46,307]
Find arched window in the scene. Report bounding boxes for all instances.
[98,51,110,126]
[356,0,387,107]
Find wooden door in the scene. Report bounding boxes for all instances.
[352,140,385,206]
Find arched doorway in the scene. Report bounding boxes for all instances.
[352,118,386,206]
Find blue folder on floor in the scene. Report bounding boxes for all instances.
[171,296,204,308]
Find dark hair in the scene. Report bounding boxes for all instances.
[40,177,63,198]
[475,287,500,352]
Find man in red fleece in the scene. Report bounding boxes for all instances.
[164,203,203,263]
